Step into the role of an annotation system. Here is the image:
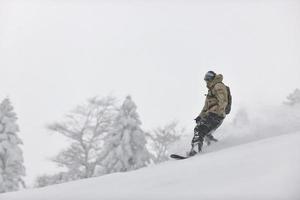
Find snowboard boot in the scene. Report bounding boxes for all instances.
[188,149,197,157]
[188,140,203,157]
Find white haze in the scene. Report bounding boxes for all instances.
[171,104,300,155]
[0,0,299,185]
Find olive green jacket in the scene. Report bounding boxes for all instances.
[199,74,228,118]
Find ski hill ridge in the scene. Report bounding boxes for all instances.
[2,132,300,200]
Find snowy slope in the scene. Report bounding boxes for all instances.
[2,132,300,200]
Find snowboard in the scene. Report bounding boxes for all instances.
[170,154,189,160]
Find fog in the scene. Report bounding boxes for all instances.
[0,0,299,185]
[172,104,300,155]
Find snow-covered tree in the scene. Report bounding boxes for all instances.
[284,88,300,106]
[0,98,25,193]
[149,122,182,163]
[47,96,116,180]
[98,96,152,174]
[35,172,78,188]
[35,174,63,188]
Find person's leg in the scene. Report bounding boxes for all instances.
[190,116,211,155]
[205,127,222,145]
[205,133,218,145]
[190,113,224,154]
[204,113,224,144]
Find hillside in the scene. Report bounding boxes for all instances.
[1,132,300,200]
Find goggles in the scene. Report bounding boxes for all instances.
[204,71,216,81]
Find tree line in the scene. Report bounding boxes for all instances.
[0,95,184,192]
[0,88,299,192]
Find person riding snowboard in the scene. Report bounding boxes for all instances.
[189,71,231,156]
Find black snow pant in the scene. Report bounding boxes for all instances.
[192,112,224,152]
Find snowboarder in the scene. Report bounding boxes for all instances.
[189,71,231,156]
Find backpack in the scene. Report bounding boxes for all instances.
[225,85,232,115]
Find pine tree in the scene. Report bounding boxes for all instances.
[285,88,300,106]
[0,98,25,193]
[99,96,152,174]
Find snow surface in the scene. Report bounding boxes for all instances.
[1,132,300,200]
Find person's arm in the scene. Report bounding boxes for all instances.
[199,99,208,118]
[195,96,208,123]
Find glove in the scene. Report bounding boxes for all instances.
[194,116,202,124]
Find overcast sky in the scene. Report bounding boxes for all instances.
[0,0,300,185]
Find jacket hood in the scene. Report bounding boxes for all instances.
[206,74,223,89]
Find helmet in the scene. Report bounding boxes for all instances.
[204,71,216,81]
